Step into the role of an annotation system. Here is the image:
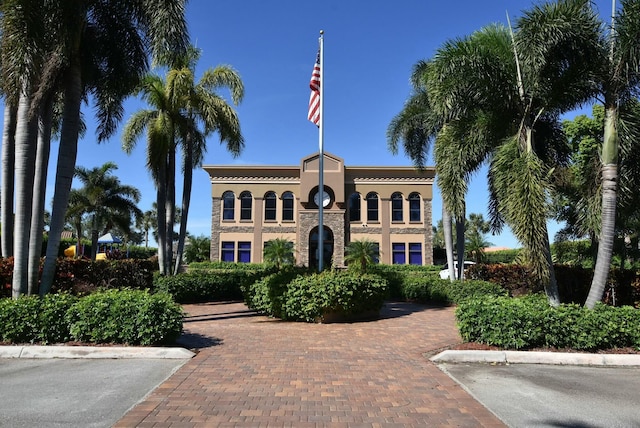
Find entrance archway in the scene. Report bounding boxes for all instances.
[309,226,334,269]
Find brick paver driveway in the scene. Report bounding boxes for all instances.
[115,301,504,427]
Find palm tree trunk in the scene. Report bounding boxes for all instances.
[12,91,38,298]
[40,65,83,296]
[28,99,53,295]
[156,162,168,275]
[1,103,17,258]
[585,102,619,309]
[542,224,560,307]
[455,217,465,281]
[90,214,99,260]
[586,164,617,309]
[174,139,192,275]
[165,149,176,274]
[443,206,455,282]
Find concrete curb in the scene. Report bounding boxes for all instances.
[430,350,640,367]
[0,345,195,359]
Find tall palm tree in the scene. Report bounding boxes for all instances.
[71,162,142,261]
[389,1,602,306]
[168,48,244,275]
[34,0,189,296]
[584,0,640,308]
[123,74,178,275]
[138,210,155,248]
[123,47,244,275]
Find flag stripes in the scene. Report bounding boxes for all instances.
[308,50,321,126]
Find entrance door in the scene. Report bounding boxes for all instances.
[309,226,333,269]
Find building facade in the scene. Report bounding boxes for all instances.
[204,152,435,267]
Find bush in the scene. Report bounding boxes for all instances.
[0,294,77,344]
[68,289,183,345]
[0,290,183,346]
[243,267,305,318]
[400,275,507,305]
[456,294,640,351]
[281,270,389,322]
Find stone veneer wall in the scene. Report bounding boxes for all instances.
[298,210,345,267]
[423,199,433,265]
[210,197,220,261]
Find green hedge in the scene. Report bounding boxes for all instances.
[155,267,276,303]
[0,290,183,346]
[456,294,640,350]
[400,275,507,304]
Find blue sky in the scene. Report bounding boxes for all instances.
[39,0,613,248]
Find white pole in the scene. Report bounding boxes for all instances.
[318,30,325,272]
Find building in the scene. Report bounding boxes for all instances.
[204,152,435,268]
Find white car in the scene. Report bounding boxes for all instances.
[439,261,476,280]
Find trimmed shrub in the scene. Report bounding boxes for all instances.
[155,268,272,303]
[396,273,507,305]
[68,289,183,345]
[244,267,305,318]
[0,294,78,344]
[456,294,640,351]
[281,270,389,322]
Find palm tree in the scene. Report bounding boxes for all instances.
[71,162,142,261]
[33,0,189,297]
[584,0,640,308]
[66,188,87,258]
[183,234,211,263]
[123,47,244,275]
[389,1,602,306]
[168,48,244,275]
[263,238,295,269]
[344,239,379,273]
[138,210,155,248]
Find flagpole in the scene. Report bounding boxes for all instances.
[318,30,325,272]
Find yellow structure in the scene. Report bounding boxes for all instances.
[204,152,435,268]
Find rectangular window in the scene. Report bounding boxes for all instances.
[282,198,294,221]
[409,243,422,265]
[409,196,421,222]
[392,198,403,222]
[373,242,380,264]
[265,198,276,221]
[392,243,406,264]
[367,198,378,222]
[238,241,251,263]
[221,241,235,262]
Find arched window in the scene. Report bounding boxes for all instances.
[349,193,361,222]
[264,191,277,221]
[409,193,421,222]
[366,192,378,222]
[391,192,403,222]
[240,191,252,220]
[282,191,294,221]
[222,191,235,220]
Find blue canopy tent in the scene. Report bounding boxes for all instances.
[97,233,124,259]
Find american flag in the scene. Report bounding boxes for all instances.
[308,50,321,126]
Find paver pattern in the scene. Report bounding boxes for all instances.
[115,301,505,427]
